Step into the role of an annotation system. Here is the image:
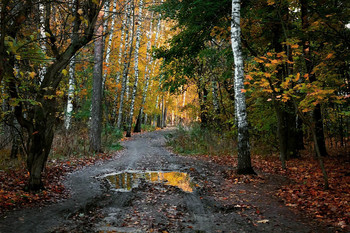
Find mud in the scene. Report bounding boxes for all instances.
[0,128,341,232]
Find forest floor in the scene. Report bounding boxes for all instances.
[0,128,348,232]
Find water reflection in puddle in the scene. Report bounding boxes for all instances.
[104,171,196,193]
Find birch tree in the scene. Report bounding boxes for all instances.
[126,0,144,137]
[65,0,78,131]
[134,6,161,132]
[211,76,220,114]
[111,1,129,121]
[116,0,135,129]
[102,0,118,90]
[64,58,75,130]
[38,3,47,82]
[231,0,255,174]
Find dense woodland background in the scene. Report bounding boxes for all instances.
[0,0,349,228]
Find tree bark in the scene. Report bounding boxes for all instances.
[117,0,135,129]
[102,0,117,90]
[126,0,144,137]
[301,0,328,157]
[275,103,300,169]
[134,4,160,132]
[90,4,107,153]
[65,57,75,131]
[38,2,47,83]
[112,1,129,122]
[160,96,164,129]
[231,0,255,175]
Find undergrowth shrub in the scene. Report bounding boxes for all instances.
[167,123,236,156]
[50,123,123,160]
[142,124,156,132]
[102,124,123,151]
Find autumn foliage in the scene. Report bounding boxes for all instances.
[204,153,350,230]
[0,153,114,215]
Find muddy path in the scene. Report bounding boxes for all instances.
[0,128,339,233]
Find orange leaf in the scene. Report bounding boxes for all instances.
[325,53,333,59]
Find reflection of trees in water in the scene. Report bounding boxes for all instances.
[106,171,195,192]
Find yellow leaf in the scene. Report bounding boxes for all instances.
[61,69,68,76]
[257,219,269,224]
[291,44,299,49]
[267,0,275,5]
[267,52,272,56]
[77,9,83,15]
[264,73,272,78]
[294,73,300,82]
[254,57,264,63]
[29,72,36,79]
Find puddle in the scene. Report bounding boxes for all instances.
[103,170,196,193]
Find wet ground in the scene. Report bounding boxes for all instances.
[0,128,340,232]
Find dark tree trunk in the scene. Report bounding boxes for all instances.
[156,115,161,128]
[26,97,56,190]
[134,109,142,133]
[275,103,300,169]
[301,0,328,157]
[89,15,104,153]
[296,115,305,150]
[313,105,328,156]
[10,117,20,159]
[163,107,167,128]
[198,83,209,129]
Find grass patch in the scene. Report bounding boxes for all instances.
[166,124,236,156]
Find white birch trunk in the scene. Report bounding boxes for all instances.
[134,5,155,132]
[64,0,78,131]
[135,10,161,130]
[144,113,147,125]
[65,58,75,130]
[39,3,46,82]
[182,90,186,121]
[211,77,219,113]
[102,0,118,90]
[117,0,135,129]
[126,0,144,137]
[231,0,254,174]
[112,1,130,121]
[153,95,159,127]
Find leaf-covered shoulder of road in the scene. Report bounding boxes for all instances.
[205,154,350,230]
[0,153,115,216]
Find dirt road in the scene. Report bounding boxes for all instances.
[0,128,338,232]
